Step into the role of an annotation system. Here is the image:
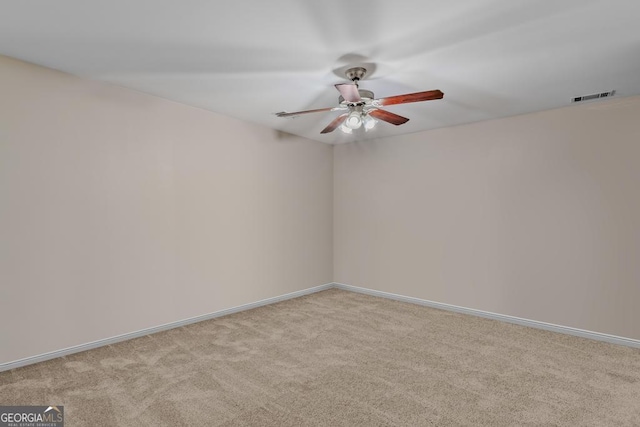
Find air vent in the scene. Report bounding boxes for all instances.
[572,90,616,103]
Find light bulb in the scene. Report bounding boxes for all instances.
[340,124,353,134]
[363,115,376,131]
[345,112,362,130]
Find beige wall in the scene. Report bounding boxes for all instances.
[334,97,640,340]
[3,53,639,366]
[0,55,333,364]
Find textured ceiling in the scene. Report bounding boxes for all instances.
[1,0,640,143]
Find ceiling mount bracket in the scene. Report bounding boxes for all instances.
[345,67,367,85]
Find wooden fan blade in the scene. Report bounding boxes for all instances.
[377,89,444,106]
[276,107,335,117]
[369,109,410,125]
[320,113,349,134]
[335,83,361,103]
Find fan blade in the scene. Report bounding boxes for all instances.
[369,109,410,125]
[377,89,444,106]
[320,113,349,134]
[335,83,361,103]
[276,107,336,117]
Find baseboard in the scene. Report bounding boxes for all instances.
[4,281,637,372]
[0,283,334,372]
[332,282,640,349]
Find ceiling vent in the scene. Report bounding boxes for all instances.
[572,90,616,103]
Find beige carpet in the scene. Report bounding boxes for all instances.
[1,289,639,426]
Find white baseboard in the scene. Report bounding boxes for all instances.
[332,282,640,349]
[3,281,638,372]
[0,283,334,372]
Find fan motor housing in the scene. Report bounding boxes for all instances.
[339,89,374,104]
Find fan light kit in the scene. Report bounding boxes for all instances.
[276,67,444,135]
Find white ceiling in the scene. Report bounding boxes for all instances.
[1,1,640,143]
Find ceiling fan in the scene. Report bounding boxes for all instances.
[276,67,444,134]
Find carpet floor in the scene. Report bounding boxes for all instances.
[1,289,639,426]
